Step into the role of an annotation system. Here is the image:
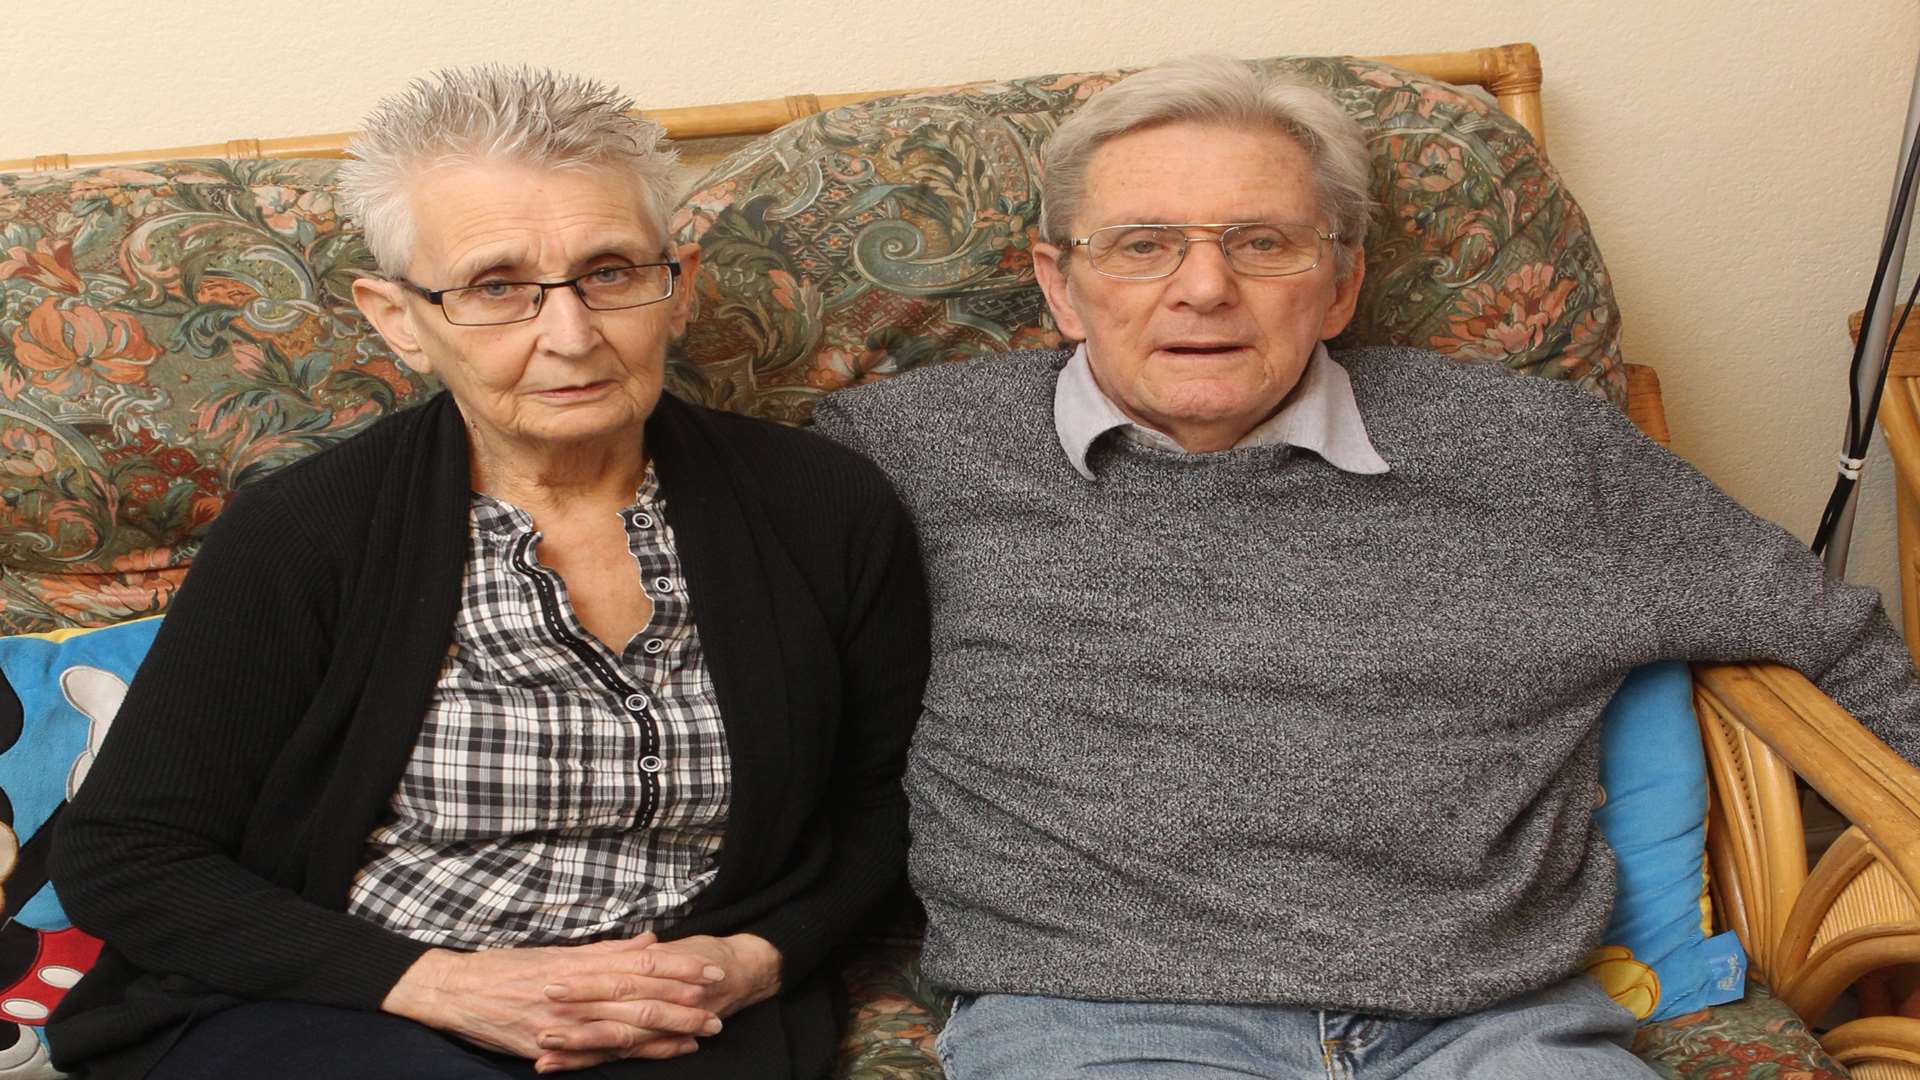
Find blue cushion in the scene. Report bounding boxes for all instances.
[1586,661,1747,1022]
[0,617,161,1075]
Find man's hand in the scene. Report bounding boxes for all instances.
[530,933,783,1072]
[381,933,725,1070]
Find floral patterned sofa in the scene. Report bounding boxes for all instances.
[0,55,1857,1080]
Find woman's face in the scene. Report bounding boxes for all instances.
[357,160,696,457]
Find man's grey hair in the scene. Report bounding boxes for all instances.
[1039,55,1374,275]
[338,65,682,276]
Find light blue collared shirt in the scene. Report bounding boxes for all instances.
[1052,341,1391,480]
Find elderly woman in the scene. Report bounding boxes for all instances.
[47,67,927,1080]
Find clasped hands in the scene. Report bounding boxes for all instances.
[383,931,782,1073]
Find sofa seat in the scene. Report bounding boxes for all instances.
[825,902,1852,1080]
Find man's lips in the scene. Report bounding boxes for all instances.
[1156,342,1248,355]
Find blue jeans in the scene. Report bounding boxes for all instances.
[935,974,1654,1080]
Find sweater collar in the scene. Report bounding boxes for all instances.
[1053,341,1391,480]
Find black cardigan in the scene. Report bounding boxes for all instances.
[46,392,929,1079]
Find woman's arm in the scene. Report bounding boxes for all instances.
[726,470,931,985]
[50,480,436,1007]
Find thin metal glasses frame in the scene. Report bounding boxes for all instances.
[1067,223,1342,281]
[399,259,682,326]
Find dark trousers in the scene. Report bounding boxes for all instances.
[147,1000,719,1080]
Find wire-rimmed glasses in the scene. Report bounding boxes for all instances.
[399,260,681,326]
[1069,223,1340,280]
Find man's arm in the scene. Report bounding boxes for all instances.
[1574,387,1920,762]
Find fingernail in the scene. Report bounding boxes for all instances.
[702,965,725,982]
[543,983,566,999]
[540,1034,563,1049]
[702,1018,723,1035]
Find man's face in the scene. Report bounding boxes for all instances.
[1033,121,1365,452]
[353,160,697,455]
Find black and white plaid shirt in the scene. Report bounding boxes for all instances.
[347,470,732,948]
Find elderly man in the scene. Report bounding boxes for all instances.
[810,55,1920,1079]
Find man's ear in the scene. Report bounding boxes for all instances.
[1031,242,1087,342]
[1317,248,1367,341]
[669,242,702,337]
[351,276,435,376]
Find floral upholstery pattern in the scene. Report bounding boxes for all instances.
[0,161,434,633]
[669,56,1624,425]
[1634,984,1849,1080]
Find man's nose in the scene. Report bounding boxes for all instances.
[1167,238,1239,309]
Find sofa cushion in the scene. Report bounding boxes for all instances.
[1633,982,1848,1080]
[670,55,1625,424]
[1586,661,1748,1023]
[0,161,432,633]
[831,934,1844,1080]
[0,616,162,1078]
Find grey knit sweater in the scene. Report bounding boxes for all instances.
[811,346,1920,1017]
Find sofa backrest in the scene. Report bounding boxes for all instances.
[0,55,1622,633]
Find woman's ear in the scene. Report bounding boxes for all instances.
[669,242,702,337]
[351,276,435,375]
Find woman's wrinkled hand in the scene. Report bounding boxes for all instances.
[530,933,783,1072]
[381,932,725,1071]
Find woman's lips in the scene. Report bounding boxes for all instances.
[533,380,615,399]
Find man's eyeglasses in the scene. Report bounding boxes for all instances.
[399,260,681,326]
[1069,223,1341,280]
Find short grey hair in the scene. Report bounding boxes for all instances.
[338,65,682,275]
[1039,55,1373,275]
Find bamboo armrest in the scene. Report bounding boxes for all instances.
[1692,660,1920,1072]
[1865,308,1920,656]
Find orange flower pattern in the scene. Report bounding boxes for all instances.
[11,298,163,393]
[0,237,83,294]
[1431,263,1580,362]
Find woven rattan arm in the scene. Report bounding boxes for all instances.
[1693,660,1920,1077]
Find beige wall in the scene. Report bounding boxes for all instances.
[12,0,1920,616]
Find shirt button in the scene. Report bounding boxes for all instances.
[630,512,654,529]
[643,638,667,655]
[640,755,665,774]
[624,692,651,712]
[653,576,675,593]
